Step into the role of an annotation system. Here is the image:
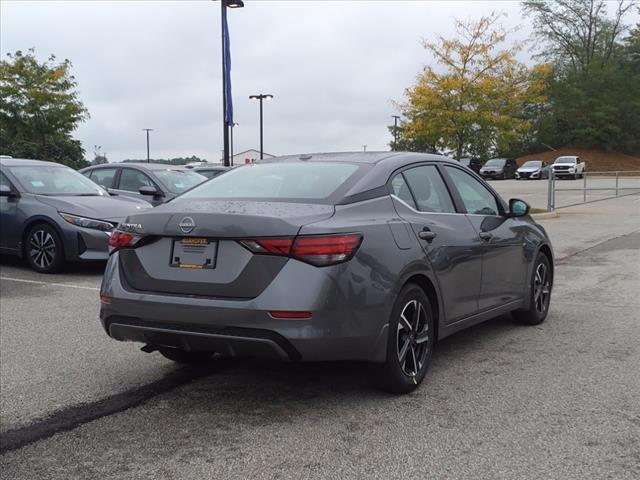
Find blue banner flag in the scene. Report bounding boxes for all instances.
[223,12,233,125]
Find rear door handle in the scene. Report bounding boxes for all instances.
[479,232,493,242]
[418,228,437,243]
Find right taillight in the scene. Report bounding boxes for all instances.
[239,233,362,267]
[108,230,143,253]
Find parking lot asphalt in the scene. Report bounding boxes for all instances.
[1,230,638,479]
[0,258,186,434]
[0,185,638,477]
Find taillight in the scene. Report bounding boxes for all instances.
[108,230,142,253]
[239,233,362,267]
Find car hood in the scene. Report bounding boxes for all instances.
[517,166,541,172]
[480,166,504,171]
[36,195,152,222]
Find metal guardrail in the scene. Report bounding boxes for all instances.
[547,170,640,210]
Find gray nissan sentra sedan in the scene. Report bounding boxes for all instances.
[100,152,554,393]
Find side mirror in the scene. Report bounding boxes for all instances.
[0,185,17,197]
[509,198,530,217]
[139,185,162,196]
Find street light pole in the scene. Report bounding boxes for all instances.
[249,94,273,160]
[230,122,239,165]
[142,128,153,163]
[391,115,400,151]
[219,0,244,167]
[363,145,367,152]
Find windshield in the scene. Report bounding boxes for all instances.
[154,169,206,194]
[522,161,543,168]
[181,162,361,201]
[484,159,506,167]
[554,157,577,164]
[10,165,106,196]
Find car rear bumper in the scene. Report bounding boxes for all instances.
[99,252,391,363]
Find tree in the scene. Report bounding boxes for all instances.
[523,1,640,153]
[522,0,635,72]
[91,145,108,165]
[398,13,550,160]
[0,49,89,168]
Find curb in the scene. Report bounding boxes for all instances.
[531,211,559,220]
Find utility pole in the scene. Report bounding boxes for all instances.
[391,115,400,150]
[142,129,153,163]
[362,145,367,152]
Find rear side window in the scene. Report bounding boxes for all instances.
[89,168,117,189]
[402,165,456,213]
[445,166,500,216]
[390,174,416,207]
[181,162,361,202]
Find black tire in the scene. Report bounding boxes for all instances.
[158,347,213,364]
[24,223,64,273]
[513,253,552,325]
[377,283,435,394]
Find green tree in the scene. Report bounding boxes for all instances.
[523,1,639,153]
[398,13,550,160]
[0,49,89,168]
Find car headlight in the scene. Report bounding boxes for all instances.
[59,213,115,232]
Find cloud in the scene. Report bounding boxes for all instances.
[2,0,537,162]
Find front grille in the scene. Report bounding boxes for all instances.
[554,166,570,171]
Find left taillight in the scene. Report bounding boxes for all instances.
[239,233,362,267]
[108,230,142,254]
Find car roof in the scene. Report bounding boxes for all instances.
[262,151,452,165]
[84,162,190,171]
[0,158,68,168]
[194,166,228,170]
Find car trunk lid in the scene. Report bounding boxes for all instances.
[117,200,335,299]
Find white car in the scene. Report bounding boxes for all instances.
[551,156,586,180]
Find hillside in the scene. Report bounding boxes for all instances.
[516,148,640,172]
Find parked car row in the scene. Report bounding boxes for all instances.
[0,159,231,272]
[459,155,586,180]
[1,153,554,393]
[0,158,152,272]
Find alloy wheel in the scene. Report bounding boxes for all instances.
[396,299,429,377]
[29,229,56,270]
[533,262,551,314]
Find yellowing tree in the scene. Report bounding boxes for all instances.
[399,13,550,159]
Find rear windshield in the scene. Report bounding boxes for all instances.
[181,162,361,202]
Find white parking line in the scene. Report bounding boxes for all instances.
[0,277,100,291]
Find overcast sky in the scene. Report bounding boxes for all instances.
[1,0,625,162]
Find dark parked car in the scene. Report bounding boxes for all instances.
[100,152,553,393]
[0,158,151,273]
[516,160,549,180]
[193,165,230,179]
[479,158,517,180]
[458,157,483,174]
[81,163,207,206]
